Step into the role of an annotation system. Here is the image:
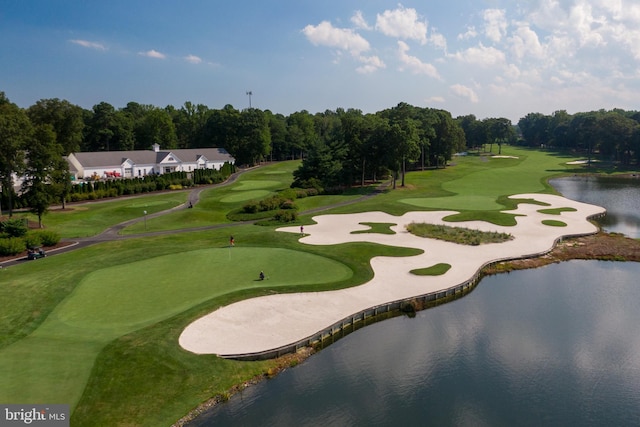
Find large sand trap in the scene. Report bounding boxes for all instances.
[179,194,605,357]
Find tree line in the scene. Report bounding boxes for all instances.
[2,90,640,221]
[517,110,640,165]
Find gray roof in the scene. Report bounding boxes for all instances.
[72,147,234,168]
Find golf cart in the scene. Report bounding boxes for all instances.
[27,246,46,260]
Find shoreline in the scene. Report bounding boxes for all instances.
[172,230,639,426]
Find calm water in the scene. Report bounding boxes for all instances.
[550,176,640,238]
[191,178,640,426]
[192,261,640,426]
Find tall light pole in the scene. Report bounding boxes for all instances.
[246,90,252,109]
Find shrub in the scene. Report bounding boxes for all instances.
[0,237,26,256]
[273,210,297,223]
[242,201,260,214]
[279,188,298,200]
[1,218,28,237]
[259,196,283,211]
[280,199,296,210]
[24,233,42,249]
[34,230,60,246]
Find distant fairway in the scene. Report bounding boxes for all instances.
[0,247,351,407]
[127,200,171,208]
[232,180,281,190]
[221,189,271,203]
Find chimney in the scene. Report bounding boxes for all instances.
[152,143,160,152]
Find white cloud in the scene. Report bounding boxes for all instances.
[450,84,479,103]
[184,54,202,64]
[69,39,106,51]
[302,21,370,55]
[397,41,440,78]
[568,1,606,48]
[139,49,166,59]
[356,55,386,74]
[452,43,506,67]
[376,5,428,45]
[425,96,445,103]
[458,26,478,40]
[483,9,508,43]
[351,10,372,30]
[509,24,546,60]
[429,28,447,51]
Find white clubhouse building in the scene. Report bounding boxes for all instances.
[66,144,234,180]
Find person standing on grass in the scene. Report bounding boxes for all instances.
[230,235,235,246]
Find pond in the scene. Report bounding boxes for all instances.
[191,261,640,426]
[550,175,640,238]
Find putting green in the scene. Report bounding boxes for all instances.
[0,247,352,407]
[58,247,351,331]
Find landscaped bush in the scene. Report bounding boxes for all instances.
[273,209,298,223]
[242,201,260,214]
[259,196,284,211]
[1,218,28,238]
[23,233,42,249]
[33,230,60,246]
[279,188,298,200]
[0,237,26,256]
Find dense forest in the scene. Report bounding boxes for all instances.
[2,90,640,217]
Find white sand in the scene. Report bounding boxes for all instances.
[179,194,605,356]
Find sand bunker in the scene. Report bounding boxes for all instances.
[179,194,605,357]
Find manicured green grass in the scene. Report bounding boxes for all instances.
[121,162,299,234]
[0,244,350,407]
[352,222,397,234]
[320,147,584,225]
[542,219,567,227]
[12,192,187,238]
[0,147,597,426]
[410,263,451,276]
[406,222,513,245]
[538,207,577,215]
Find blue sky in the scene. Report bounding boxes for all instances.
[2,0,639,122]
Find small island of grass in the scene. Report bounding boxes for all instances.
[351,222,397,235]
[406,222,513,245]
[411,263,451,276]
[542,219,567,227]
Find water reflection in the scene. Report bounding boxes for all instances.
[550,176,640,238]
[191,261,640,426]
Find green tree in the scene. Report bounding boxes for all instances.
[286,110,316,159]
[235,108,271,165]
[22,124,63,227]
[429,109,463,168]
[486,117,513,154]
[134,107,177,150]
[518,112,551,147]
[204,104,241,155]
[27,98,85,154]
[266,111,288,161]
[0,92,33,216]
